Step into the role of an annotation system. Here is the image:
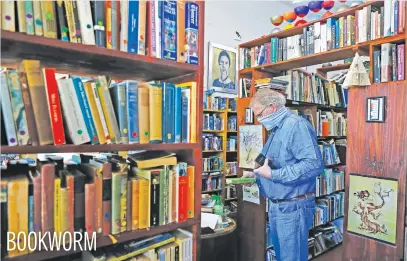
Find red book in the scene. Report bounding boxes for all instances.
[29,170,42,233]
[398,44,405,81]
[85,182,96,236]
[42,68,66,145]
[38,161,55,234]
[398,1,405,34]
[178,170,188,222]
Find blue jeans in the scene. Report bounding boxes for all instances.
[268,196,315,261]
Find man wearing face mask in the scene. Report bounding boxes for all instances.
[243,88,324,261]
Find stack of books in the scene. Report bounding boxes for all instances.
[254,78,289,92]
[373,43,405,83]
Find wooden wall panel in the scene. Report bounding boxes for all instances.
[343,81,407,261]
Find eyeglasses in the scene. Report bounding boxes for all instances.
[255,107,268,118]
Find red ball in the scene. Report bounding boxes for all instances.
[295,19,308,27]
[283,11,297,23]
[321,1,335,10]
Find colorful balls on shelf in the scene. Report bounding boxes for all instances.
[270,15,284,26]
[295,19,307,27]
[308,1,323,12]
[337,4,350,12]
[283,11,297,23]
[294,5,309,18]
[322,11,333,18]
[284,23,294,30]
[321,1,335,10]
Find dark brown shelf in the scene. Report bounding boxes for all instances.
[1,143,200,154]
[316,189,345,199]
[324,163,346,168]
[1,30,198,81]
[3,218,200,261]
[318,136,347,140]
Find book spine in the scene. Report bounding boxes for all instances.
[102,163,112,235]
[126,180,132,231]
[178,164,188,222]
[391,44,398,81]
[161,0,177,61]
[85,183,96,235]
[398,44,405,80]
[120,0,129,52]
[41,164,55,234]
[64,0,77,43]
[7,70,31,145]
[138,1,147,55]
[177,0,186,62]
[147,1,157,57]
[127,0,139,53]
[54,178,61,235]
[43,68,66,145]
[76,0,95,45]
[185,2,198,64]
[132,179,140,230]
[149,85,163,143]
[71,0,82,43]
[186,166,194,219]
[1,1,15,32]
[74,174,85,233]
[384,0,392,36]
[72,78,99,144]
[138,85,150,144]
[0,72,18,146]
[59,188,68,233]
[91,83,111,144]
[156,0,162,58]
[159,169,165,225]
[56,1,69,41]
[66,175,74,235]
[381,43,391,82]
[111,173,121,235]
[31,174,42,234]
[165,84,176,143]
[120,172,128,233]
[138,179,150,229]
[110,84,128,144]
[106,1,113,49]
[398,1,405,34]
[174,87,182,143]
[127,81,139,144]
[17,1,26,33]
[111,0,119,50]
[32,1,43,36]
[84,82,106,144]
[24,1,34,35]
[181,91,189,143]
[40,1,57,38]
[150,171,160,227]
[93,0,106,47]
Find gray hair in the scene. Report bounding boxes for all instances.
[250,88,286,109]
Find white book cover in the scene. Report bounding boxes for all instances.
[321,23,327,52]
[57,78,91,145]
[381,43,392,82]
[155,0,161,58]
[384,0,392,36]
[0,71,18,146]
[32,1,43,36]
[181,88,191,142]
[120,0,129,52]
[326,21,332,49]
[314,22,321,53]
[361,8,367,43]
[91,82,111,144]
[391,0,396,35]
[77,0,96,45]
[2,1,15,32]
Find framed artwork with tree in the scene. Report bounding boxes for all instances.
[239,125,263,169]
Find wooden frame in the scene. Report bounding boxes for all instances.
[0,1,206,261]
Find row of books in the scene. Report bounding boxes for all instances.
[225,185,236,200]
[274,69,348,108]
[314,192,345,229]
[243,1,405,68]
[228,99,237,112]
[316,169,345,198]
[1,0,199,64]
[318,141,342,166]
[227,116,237,132]
[202,175,221,192]
[203,113,223,131]
[254,77,289,92]
[226,136,237,152]
[225,162,237,176]
[309,220,343,259]
[203,95,228,111]
[202,134,222,151]
[316,110,347,137]
[1,61,197,146]
[202,156,223,172]
[81,231,193,261]
[373,43,405,83]
[0,151,195,258]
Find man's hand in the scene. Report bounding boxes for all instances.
[254,158,272,179]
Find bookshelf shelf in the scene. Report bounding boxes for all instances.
[202,169,223,173]
[318,136,347,140]
[316,189,345,199]
[203,109,225,113]
[1,30,198,82]
[0,143,200,154]
[311,216,345,231]
[202,189,223,194]
[286,100,347,111]
[3,218,200,261]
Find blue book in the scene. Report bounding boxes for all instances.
[335,19,340,49]
[28,194,33,234]
[373,50,381,83]
[161,1,177,61]
[128,0,140,53]
[92,0,106,47]
[174,86,182,143]
[162,82,176,143]
[110,82,129,144]
[24,1,34,35]
[271,38,278,62]
[394,0,399,35]
[126,81,139,144]
[181,90,189,143]
[72,78,99,144]
[185,2,199,65]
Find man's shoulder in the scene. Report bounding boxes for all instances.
[282,113,312,130]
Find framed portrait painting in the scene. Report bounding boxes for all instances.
[208,42,238,95]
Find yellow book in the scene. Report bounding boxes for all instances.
[40,1,57,38]
[32,1,43,36]
[138,84,150,144]
[2,1,15,32]
[174,238,184,261]
[186,166,195,219]
[54,177,61,235]
[106,1,113,49]
[120,172,127,233]
[96,78,116,143]
[177,0,186,62]
[7,175,29,257]
[131,179,140,230]
[84,82,107,144]
[138,1,147,55]
[16,1,26,33]
[177,82,197,143]
[137,178,150,229]
[64,1,76,43]
[148,85,162,143]
[60,187,69,233]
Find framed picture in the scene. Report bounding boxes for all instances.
[347,173,398,245]
[208,42,238,94]
[366,96,386,122]
[239,125,263,169]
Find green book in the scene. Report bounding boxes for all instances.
[226,178,256,185]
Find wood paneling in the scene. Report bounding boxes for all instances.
[343,81,407,261]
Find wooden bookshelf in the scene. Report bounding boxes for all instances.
[316,63,351,78]
[237,1,407,261]
[0,1,206,261]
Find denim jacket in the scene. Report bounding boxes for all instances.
[255,110,324,200]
